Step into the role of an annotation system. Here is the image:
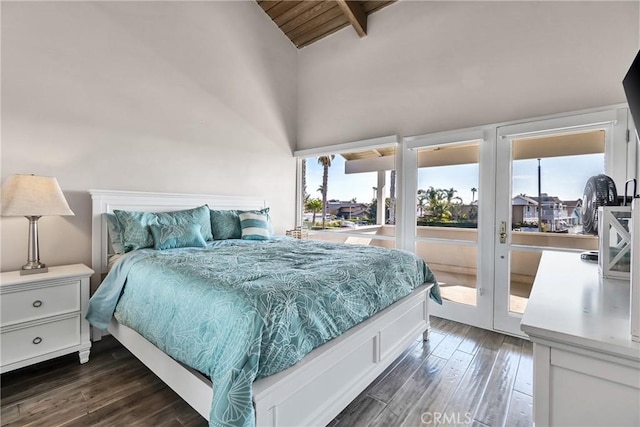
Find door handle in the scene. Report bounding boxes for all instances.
[499,221,507,244]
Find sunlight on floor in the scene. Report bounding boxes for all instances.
[344,236,372,245]
[434,271,532,314]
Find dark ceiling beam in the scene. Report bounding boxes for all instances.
[335,0,367,38]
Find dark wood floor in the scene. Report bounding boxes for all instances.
[1,317,532,426]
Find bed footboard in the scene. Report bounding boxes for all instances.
[252,284,434,427]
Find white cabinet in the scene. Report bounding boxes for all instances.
[0,264,94,373]
[521,251,640,427]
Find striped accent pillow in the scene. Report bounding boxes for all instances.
[239,212,271,240]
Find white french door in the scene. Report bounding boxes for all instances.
[403,129,494,330]
[395,106,629,335]
[493,109,628,336]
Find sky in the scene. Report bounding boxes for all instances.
[305,156,386,202]
[304,153,605,205]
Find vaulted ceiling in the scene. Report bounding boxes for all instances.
[257,1,396,49]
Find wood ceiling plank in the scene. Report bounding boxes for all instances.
[255,0,398,48]
[286,4,343,41]
[265,1,303,21]
[297,23,351,48]
[280,1,337,35]
[273,1,324,28]
[258,1,280,13]
[295,15,350,48]
[335,0,367,37]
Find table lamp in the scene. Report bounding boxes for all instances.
[1,174,74,275]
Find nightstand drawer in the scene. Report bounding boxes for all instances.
[1,315,80,366]
[1,279,80,325]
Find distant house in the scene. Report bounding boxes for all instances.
[460,202,478,222]
[512,193,575,231]
[512,194,539,225]
[327,201,368,219]
[531,194,572,231]
[564,199,583,225]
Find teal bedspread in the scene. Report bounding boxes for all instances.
[87,238,440,427]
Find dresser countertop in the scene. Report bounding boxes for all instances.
[521,251,640,361]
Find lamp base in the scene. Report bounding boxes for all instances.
[21,216,48,275]
[20,261,48,276]
[20,267,49,275]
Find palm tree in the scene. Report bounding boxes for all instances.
[449,195,464,221]
[304,198,323,225]
[421,186,466,223]
[442,187,463,221]
[317,155,335,229]
[417,188,428,216]
[301,159,308,202]
[444,187,456,202]
[426,186,446,221]
[471,187,477,203]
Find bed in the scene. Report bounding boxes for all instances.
[88,189,439,427]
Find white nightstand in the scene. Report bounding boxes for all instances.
[0,264,94,373]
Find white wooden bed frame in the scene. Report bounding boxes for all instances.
[90,189,434,426]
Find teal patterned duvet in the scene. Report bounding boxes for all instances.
[86,238,440,427]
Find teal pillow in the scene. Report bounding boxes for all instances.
[239,212,271,241]
[114,205,212,252]
[149,223,207,250]
[154,205,212,241]
[104,213,125,254]
[210,209,242,240]
[113,210,157,252]
[210,208,272,240]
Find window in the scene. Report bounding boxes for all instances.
[298,145,397,246]
[511,130,604,237]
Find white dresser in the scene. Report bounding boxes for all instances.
[0,264,94,373]
[521,251,640,427]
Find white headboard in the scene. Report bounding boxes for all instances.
[90,190,267,290]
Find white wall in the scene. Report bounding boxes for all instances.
[1,1,298,271]
[298,1,640,149]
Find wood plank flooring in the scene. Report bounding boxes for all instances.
[1,318,533,426]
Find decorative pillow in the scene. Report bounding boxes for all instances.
[210,209,242,240]
[154,205,212,241]
[113,209,157,252]
[239,212,271,241]
[104,213,125,254]
[149,223,207,250]
[114,205,212,252]
[210,208,272,240]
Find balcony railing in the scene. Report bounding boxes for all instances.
[306,224,597,287]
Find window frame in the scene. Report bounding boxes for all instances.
[293,135,400,243]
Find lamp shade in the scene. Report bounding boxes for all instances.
[1,174,74,217]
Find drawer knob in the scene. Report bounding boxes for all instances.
[32,300,43,308]
[32,337,42,345]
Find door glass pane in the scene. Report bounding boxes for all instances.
[417,142,480,307]
[300,147,396,245]
[418,241,478,306]
[417,143,479,238]
[509,250,540,314]
[511,130,604,239]
[509,130,604,312]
